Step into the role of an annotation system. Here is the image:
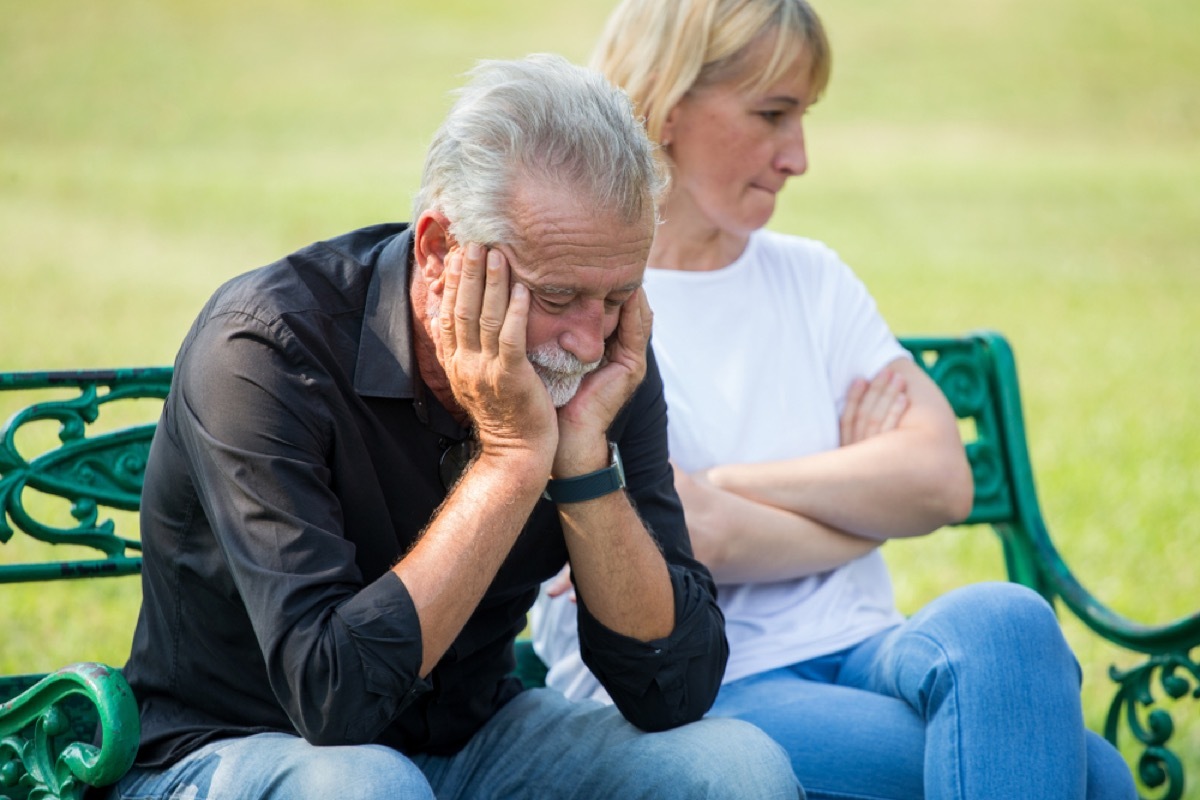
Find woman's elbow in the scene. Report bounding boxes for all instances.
[940,452,975,523]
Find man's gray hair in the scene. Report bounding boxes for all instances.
[412,53,667,244]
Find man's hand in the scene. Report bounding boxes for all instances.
[398,243,566,677]
[553,288,653,476]
[839,367,909,446]
[438,243,558,462]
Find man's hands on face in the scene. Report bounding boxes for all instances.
[553,285,652,477]
[440,242,652,480]
[437,243,557,466]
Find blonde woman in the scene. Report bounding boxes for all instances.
[531,1,1135,797]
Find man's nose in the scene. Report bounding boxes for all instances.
[559,303,608,365]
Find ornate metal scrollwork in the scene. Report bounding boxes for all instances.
[923,349,990,419]
[0,372,168,558]
[963,440,1006,511]
[0,664,139,800]
[1106,651,1200,800]
[904,342,1013,523]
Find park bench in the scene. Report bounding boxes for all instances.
[1,332,1196,800]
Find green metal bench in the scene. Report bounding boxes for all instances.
[1,334,1196,800]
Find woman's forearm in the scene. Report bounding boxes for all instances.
[679,473,879,584]
[704,361,973,541]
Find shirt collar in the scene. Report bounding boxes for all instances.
[353,225,471,440]
[354,226,417,399]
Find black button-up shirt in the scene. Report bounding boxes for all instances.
[124,223,728,767]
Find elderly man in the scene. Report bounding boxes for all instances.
[109,55,799,799]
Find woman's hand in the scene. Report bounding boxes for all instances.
[840,367,909,446]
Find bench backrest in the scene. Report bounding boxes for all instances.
[0,336,1018,586]
[0,368,168,585]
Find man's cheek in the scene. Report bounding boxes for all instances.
[523,312,555,354]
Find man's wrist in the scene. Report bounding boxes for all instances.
[467,446,556,495]
[544,442,626,504]
[551,433,612,478]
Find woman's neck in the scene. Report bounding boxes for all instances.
[650,200,751,272]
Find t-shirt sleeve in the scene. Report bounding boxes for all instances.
[808,243,911,406]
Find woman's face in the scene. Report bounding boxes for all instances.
[662,46,814,239]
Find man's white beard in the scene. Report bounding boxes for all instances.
[528,343,600,407]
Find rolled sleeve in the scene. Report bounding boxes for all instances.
[577,565,727,730]
[311,572,431,744]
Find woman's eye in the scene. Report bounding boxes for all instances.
[758,110,784,123]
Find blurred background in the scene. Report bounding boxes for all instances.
[2,0,1198,789]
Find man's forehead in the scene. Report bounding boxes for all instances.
[527,276,643,295]
[499,232,650,292]
[496,212,653,292]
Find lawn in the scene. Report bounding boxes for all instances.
[2,0,1198,793]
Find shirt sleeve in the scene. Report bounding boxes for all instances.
[574,347,729,730]
[171,308,429,745]
[809,243,911,402]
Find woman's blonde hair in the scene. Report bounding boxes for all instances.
[590,0,831,144]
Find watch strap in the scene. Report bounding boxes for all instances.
[543,442,625,504]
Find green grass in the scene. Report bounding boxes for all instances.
[2,0,1198,792]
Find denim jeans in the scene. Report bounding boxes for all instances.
[107,687,800,799]
[708,582,1136,800]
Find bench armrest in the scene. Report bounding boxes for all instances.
[0,663,139,800]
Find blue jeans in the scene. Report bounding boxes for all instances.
[708,582,1136,799]
[107,687,800,799]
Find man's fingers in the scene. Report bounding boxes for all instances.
[498,281,530,365]
[478,249,509,356]
[438,251,463,359]
[609,287,652,366]
[453,242,487,352]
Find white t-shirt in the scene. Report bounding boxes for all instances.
[530,229,908,698]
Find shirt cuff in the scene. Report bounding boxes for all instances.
[577,565,728,730]
[336,570,430,700]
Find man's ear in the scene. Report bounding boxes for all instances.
[414,210,455,280]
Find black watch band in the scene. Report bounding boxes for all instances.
[543,442,626,504]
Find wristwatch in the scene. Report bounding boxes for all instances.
[543,442,626,504]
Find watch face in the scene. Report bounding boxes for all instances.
[610,442,626,487]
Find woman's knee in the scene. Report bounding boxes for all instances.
[921,582,1073,665]
[1085,731,1137,800]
